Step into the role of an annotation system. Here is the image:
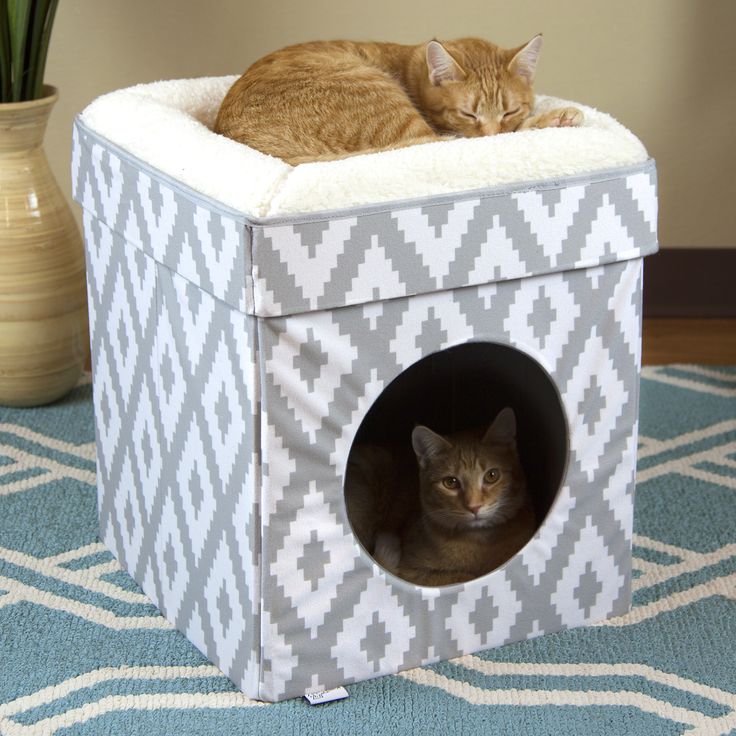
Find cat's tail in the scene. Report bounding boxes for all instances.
[373,531,401,574]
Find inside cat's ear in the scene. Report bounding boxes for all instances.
[508,34,543,83]
[412,425,452,468]
[426,41,466,86]
[483,408,517,445]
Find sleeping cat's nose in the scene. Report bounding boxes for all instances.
[467,504,482,516]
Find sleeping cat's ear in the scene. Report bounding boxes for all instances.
[412,425,452,468]
[483,408,517,445]
[426,40,466,86]
[508,34,543,83]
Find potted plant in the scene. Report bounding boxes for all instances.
[0,0,87,406]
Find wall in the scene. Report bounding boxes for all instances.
[46,0,736,248]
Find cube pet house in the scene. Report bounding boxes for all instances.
[72,77,658,702]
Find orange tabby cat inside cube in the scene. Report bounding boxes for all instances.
[215,35,583,164]
[345,409,536,587]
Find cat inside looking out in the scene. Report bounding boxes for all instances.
[345,408,536,587]
[215,36,583,164]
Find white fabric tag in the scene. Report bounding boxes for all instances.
[303,686,349,705]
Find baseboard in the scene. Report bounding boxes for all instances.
[643,248,736,317]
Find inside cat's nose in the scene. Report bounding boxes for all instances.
[467,504,482,516]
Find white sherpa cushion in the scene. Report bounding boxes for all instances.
[80,76,649,219]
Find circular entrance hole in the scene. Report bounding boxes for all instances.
[344,341,568,587]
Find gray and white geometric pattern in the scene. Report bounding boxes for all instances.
[73,121,657,321]
[256,259,642,699]
[73,118,656,702]
[252,164,657,317]
[80,208,260,697]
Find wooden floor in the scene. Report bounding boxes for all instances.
[642,319,736,365]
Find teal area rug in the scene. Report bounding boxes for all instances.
[1,365,735,735]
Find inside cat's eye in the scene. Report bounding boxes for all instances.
[503,107,521,118]
[484,468,500,483]
[459,110,478,121]
[442,476,460,490]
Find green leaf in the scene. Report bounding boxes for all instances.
[0,0,12,102]
[0,0,57,102]
[24,0,46,99]
[8,0,32,101]
[31,0,56,98]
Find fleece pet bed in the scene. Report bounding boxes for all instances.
[72,76,658,701]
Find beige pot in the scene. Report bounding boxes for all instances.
[0,86,88,407]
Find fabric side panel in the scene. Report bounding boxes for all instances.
[250,161,657,317]
[72,119,251,314]
[254,259,639,700]
[255,306,371,700]
[151,264,260,696]
[81,207,261,697]
[82,209,158,581]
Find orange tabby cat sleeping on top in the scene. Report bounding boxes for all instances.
[215,35,583,164]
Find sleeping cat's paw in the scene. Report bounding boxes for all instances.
[536,106,584,129]
[373,532,401,573]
